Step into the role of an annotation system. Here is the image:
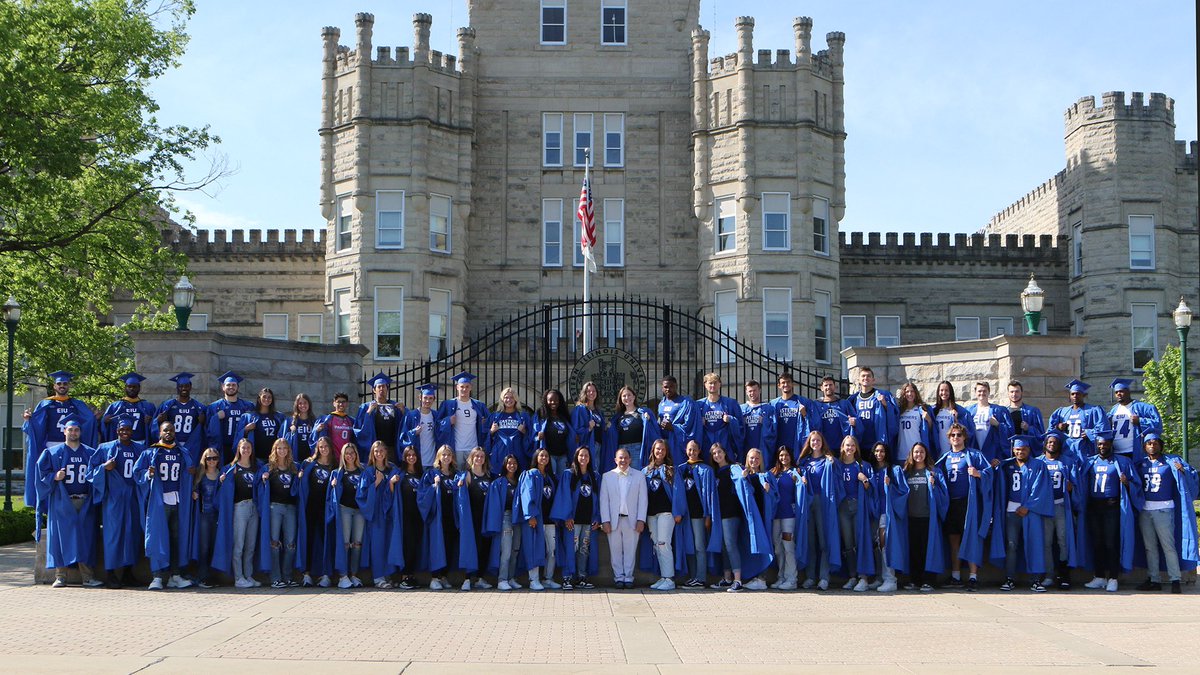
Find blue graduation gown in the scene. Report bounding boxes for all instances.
[928,404,973,460]
[487,410,534,470]
[601,408,660,472]
[1133,454,1199,573]
[730,466,775,579]
[551,468,601,577]
[295,460,336,576]
[991,457,1055,574]
[1048,404,1106,457]
[417,468,458,573]
[815,400,855,454]
[24,397,97,508]
[515,468,550,569]
[1075,454,1143,572]
[209,461,272,574]
[674,461,715,576]
[832,460,877,576]
[36,442,98,569]
[100,398,156,444]
[354,400,405,451]
[770,395,816,455]
[794,457,842,571]
[88,439,146,570]
[570,404,606,459]
[656,395,699,467]
[234,411,288,456]
[328,467,365,574]
[636,465,690,573]
[934,450,993,566]
[398,408,449,458]
[883,465,949,574]
[313,412,365,461]
[1040,454,1083,568]
[135,444,196,573]
[282,415,318,462]
[1012,404,1047,452]
[697,396,745,462]
[357,464,401,577]
[965,403,1016,462]
[453,471,494,574]
[740,403,778,466]
[846,390,899,452]
[205,399,255,458]
[434,398,490,450]
[482,477,527,575]
[155,398,207,458]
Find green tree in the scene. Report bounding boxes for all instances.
[1141,345,1200,457]
[0,0,219,405]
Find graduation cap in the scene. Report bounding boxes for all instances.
[169,372,195,386]
[1009,434,1036,450]
[1065,379,1090,393]
[417,384,438,397]
[114,414,136,430]
[118,372,146,385]
[1142,431,1162,444]
[217,371,244,385]
[60,414,82,429]
[1043,429,1066,443]
[368,373,392,388]
[1093,428,1115,442]
[1109,378,1133,391]
[49,370,74,384]
[451,371,477,385]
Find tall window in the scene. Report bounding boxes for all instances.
[603,198,624,266]
[762,288,792,360]
[429,194,450,253]
[954,317,980,341]
[600,306,624,347]
[376,190,404,248]
[297,313,323,343]
[263,314,289,341]
[541,0,566,44]
[334,290,351,345]
[762,192,790,251]
[875,316,901,347]
[812,196,829,254]
[814,290,831,363]
[715,196,736,253]
[374,286,404,359]
[1071,219,1083,277]
[1128,215,1155,270]
[542,198,563,266]
[1131,303,1157,370]
[714,290,737,364]
[603,113,624,167]
[336,195,352,252]
[549,307,581,353]
[429,289,451,359]
[841,316,866,350]
[543,113,563,166]
[988,316,1014,337]
[601,0,627,45]
[573,113,593,167]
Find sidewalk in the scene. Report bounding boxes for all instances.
[0,543,1195,673]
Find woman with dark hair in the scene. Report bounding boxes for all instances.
[868,441,897,591]
[895,382,934,465]
[769,446,799,590]
[297,436,336,587]
[883,442,948,592]
[242,388,289,464]
[930,381,972,461]
[394,445,424,589]
[284,393,317,462]
[572,382,605,462]
[484,453,524,590]
[534,389,574,476]
[518,448,561,590]
[551,446,601,590]
[604,386,658,472]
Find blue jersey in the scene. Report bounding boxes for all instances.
[943,451,970,500]
[740,402,773,452]
[61,445,92,497]
[1002,462,1023,503]
[1138,458,1177,502]
[154,447,187,497]
[1088,458,1121,499]
[772,396,807,451]
[41,402,80,446]
[838,460,859,501]
[102,399,156,443]
[800,457,826,497]
[1042,457,1070,501]
[111,441,143,486]
[159,398,206,456]
[198,475,220,513]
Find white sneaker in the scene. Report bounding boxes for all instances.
[842,577,858,590]
[234,578,254,589]
[801,579,816,589]
[877,580,898,593]
[1041,577,1054,587]
[1084,577,1107,589]
[475,578,493,590]
[745,577,768,591]
[867,579,883,590]
[429,578,444,590]
[853,578,869,592]
[250,578,262,587]
[165,575,180,589]
[175,576,194,589]
[497,580,513,591]
[461,579,472,591]
[1106,578,1119,593]
[650,578,665,590]
[658,578,675,591]
[302,573,313,587]
[148,577,164,591]
[317,575,331,588]
[818,579,830,591]
[544,579,562,589]
[337,576,352,589]
[770,579,783,590]
[509,579,523,590]
[350,576,363,588]
[529,579,545,591]
[779,580,798,590]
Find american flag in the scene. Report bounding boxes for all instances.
[577,177,597,272]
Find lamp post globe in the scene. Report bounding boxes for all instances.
[1020,274,1044,335]
[173,276,195,331]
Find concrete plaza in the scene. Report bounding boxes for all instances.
[0,542,1195,674]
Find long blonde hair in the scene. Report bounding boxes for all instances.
[268,438,295,473]
[194,447,221,486]
[434,444,457,474]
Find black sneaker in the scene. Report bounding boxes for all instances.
[902,582,916,591]
[577,578,595,590]
[271,580,288,589]
[726,580,744,592]
[107,576,123,590]
[1171,581,1182,594]
[967,577,978,592]
[1136,579,1162,591]
[1030,582,1047,593]
[562,577,574,591]
[397,579,416,590]
[710,579,733,590]
[947,577,964,588]
[1058,577,1072,590]
[1000,578,1015,591]
[684,578,706,589]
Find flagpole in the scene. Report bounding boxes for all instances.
[582,147,592,354]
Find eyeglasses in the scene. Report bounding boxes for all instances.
[948,432,965,438]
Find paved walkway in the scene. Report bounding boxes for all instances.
[1,542,1195,673]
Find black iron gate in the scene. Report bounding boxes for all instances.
[364,296,846,409]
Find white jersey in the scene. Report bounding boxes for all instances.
[1111,404,1134,454]
[419,410,437,467]
[453,399,478,454]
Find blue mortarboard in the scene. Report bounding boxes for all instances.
[1009,434,1036,449]
[61,415,82,429]
[1065,379,1090,393]
[452,372,476,385]
[115,414,136,430]
[1143,432,1162,444]
[1093,428,1115,441]
[368,373,392,388]
[1043,429,1066,442]
[417,384,438,397]
[218,371,244,385]
[1110,378,1133,391]
[169,372,194,386]
[118,372,146,385]
[49,371,74,384]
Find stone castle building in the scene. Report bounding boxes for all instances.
[139,1,1197,397]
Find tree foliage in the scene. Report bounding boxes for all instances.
[1142,344,1200,458]
[0,0,219,404]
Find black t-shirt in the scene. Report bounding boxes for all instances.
[716,465,741,519]
[437,471,455,515]
[504,477,517,511]
[747,472,765,517]
[233,464,256,503]
[269,469,297,504]
[540,473,556,519]
[306,463,332,513]
[253,413,281,463]
[339,468,363,508]
[467,472,493,527]
[646,469,672,516]
[292,417,314,459]
[682,463,704,517]
[573,472,595,523]
[617,412,643,445]
[400,472,422,515]
[373,404,400,447]
[543,418,570,457]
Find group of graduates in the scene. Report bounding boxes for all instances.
[25,365,1199,595]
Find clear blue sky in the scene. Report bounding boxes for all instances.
[153,0,1197,235]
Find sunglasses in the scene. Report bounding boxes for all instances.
[204,457,219,462]
[948,432,965,438]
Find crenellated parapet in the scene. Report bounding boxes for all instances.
[839,231,1064,265]
[169,229,326,260]
[1065,91,1174,134]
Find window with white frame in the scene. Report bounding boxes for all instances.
[814,291,831,363]
[954,317,980,341]
[714,290,737,364]
[190,313,209,331]
[875,315,901,347]
[429,194,450,253]
[812,196,829,255]
[549,306,581,353]
[1074,309,1085,336]
[601,0,626,45]
[988,316,1014,337]
[715,196,736,253]
[762,288,792,360]
[572,214,585,267]
[542,199,563,266]
[603,113,624,167]
[762,192,790,251]
[336,195,352,252]
[376,190,404,248]
[573,113,593,167]
[543,113,563,166]
[541,0,566,44]
[263,313,289,341]
[1128,214,1155,270]
[374,286,404,359]
[1071,219,1083,277]
[841,315,866,350]
[600,307,624,347]
[334,290,351,345]
[1131,303,1157,370]
[429,289,451,359]
[603,198,624,266]
[297,313,323,343]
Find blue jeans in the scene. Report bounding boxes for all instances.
[498,510,521,581]
[155,503,180,576]
[689,518,708,580]
[232,500,258,580]
[805,504,830,582]
[339,504,365,575]
[1139,507,1181,582]
[270,502,298,583]
[195,510,217,582]
[549,455,569,477]
[721,517,742,573]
